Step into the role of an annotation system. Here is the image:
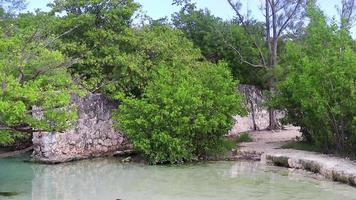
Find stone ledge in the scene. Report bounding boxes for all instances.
[260,150,356,187]
[233,129,356,187]
[234,148,356,187]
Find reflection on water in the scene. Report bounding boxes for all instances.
[1,154,356,200]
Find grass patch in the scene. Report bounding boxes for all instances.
[281,141,322,152]
[279,171,289,177]
[235,133,253,143]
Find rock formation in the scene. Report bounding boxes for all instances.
[32,94,128,163]
[230,85,283,134]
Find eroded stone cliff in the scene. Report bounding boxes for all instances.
[32,94,127,163]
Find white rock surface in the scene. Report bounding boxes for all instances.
[32,94,129,163]
[230,85,283,134]
[236,127,356,187]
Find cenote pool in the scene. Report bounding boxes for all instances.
[1,154,356,200]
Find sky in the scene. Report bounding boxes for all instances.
[26,0,355,37]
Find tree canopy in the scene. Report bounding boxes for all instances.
[0,12,80,143]
[0,0,355,160]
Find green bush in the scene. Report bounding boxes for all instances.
[235,133,253,143]
[274,7,356,155]
[116,62,246,164]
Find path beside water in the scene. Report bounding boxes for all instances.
[235,127,356,187]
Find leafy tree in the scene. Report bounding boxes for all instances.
[227,0,307,129]
[273,5,356,155]
[116,62,246,164]
[110,25,201,97]
[172,4,267,86]
[48,0,140,92]
[0,13,80,144]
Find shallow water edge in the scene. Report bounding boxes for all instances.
[1,154,356,200]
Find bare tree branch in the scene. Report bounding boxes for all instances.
[227,0,267,67]
[227,42,267,68]
[90,80,118,93]
[0,125,43,134]
[338,0,356,30]
[44,25,80,48]
[277,0,303,37]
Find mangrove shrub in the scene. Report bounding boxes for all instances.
[116,62,245,164]
[274,7,356,155]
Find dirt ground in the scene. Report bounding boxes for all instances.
[238,126,302,154]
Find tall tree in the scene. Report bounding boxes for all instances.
[227,0,307,129]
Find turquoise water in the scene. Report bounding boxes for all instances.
[1,154,356,200]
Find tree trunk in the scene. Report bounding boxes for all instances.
[249,99,257,130]
[266,0,281,130]
[268,107,280,130]
[267,40,281,130]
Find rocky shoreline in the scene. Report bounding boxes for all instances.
[263,151,356,186]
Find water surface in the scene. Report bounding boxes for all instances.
[1,154,356,200]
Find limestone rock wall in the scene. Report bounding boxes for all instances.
[32,94,127,163]
[230,85,281,134]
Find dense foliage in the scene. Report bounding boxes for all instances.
[48,0,140,93]
[172,4,267,86]
[0,13,80,143]
[0,0,355,161]
[117,62,245,164]
[114,25,245,164]
[109,25,201,97]
[274,7,356,155]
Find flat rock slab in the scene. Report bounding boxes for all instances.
[262,149,356,186]
[235,127,356,187]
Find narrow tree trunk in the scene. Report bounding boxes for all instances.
[249,99,257,130]
[266,0,281,130]
[267,40,281,130]
[266,0,272,66]
[268,106,280,130]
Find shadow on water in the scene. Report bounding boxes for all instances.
[0,192,20,197]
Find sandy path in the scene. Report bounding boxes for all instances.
[238,126,301,154]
